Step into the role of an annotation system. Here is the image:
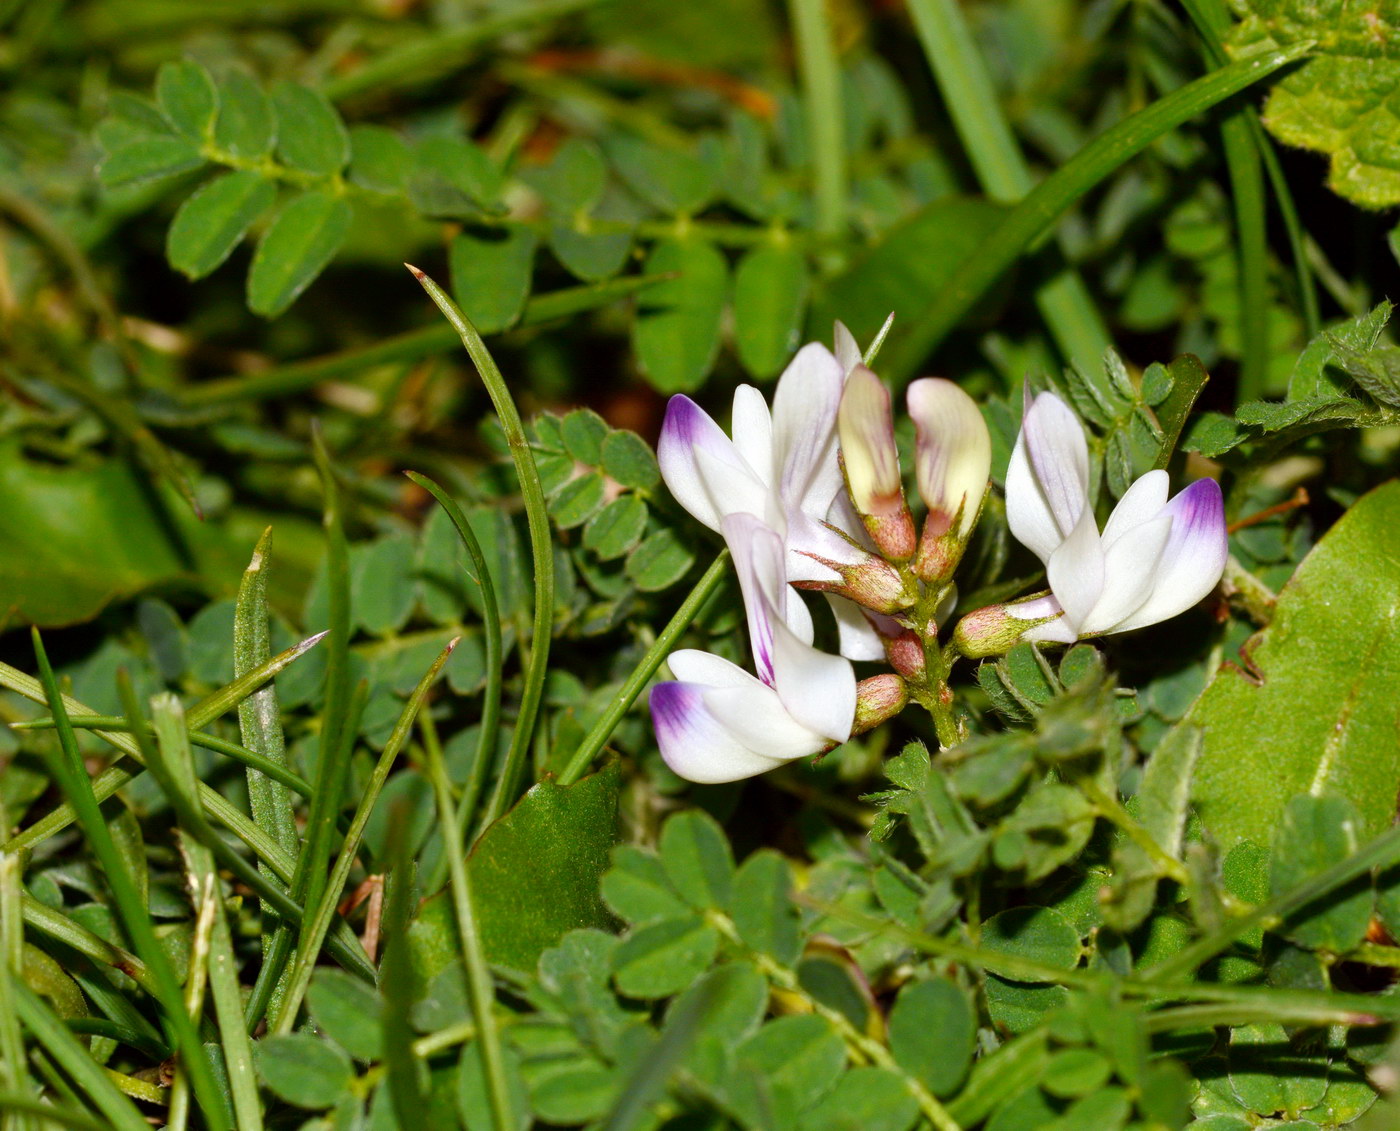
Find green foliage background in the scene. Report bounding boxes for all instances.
[5,0,1400,1129]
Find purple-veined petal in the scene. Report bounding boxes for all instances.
[1111,478,1227,633]
[833,320,862,375]
[826,595,889,661]
[1100,470,1169,548]
[1045,505,1104,634]
[650,681,791,783]
[839,366,902,515]
[730,385,774,487]
[658,395,754,532]
[906,377,991,537]
[723,513,788,685]
[1006,392,1090,561]
[771,343,846,519]
[1081,514,1173,635]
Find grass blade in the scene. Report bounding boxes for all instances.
[904,0,1109,373]
[405,471,503,845]
[787,0,845,238]
[408,266,554,822]
[271,638,457,1034]
[884,42,1312,382]
[560,551,729,786]
[30,632,231,1131]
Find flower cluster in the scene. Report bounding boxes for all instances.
[650,334,1229,783]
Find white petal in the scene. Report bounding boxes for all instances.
[833,321,862,374]
[704,682,830,762]
[1100,470,1169,548]
[826,595,888,661]
[730,385,774,488]
[693,445,774,530]
[769,608,856,744]
[784,510,863,584]
[1006,392,1089,562]
[650,681,791,784]
[658,396,752,532]
[783,587,815,645]
[1020,618,1079,645]
[666,648,758,690]
[1111,478,1228,633]
[1080,515,1173,635]
[771,343,846,519]
[723,513,789,684]
[1045,505,1104,635]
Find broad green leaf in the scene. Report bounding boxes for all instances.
[670,963,768,1052]
[410,762,620,978]
[802,1067,919,1131]
[348,124,412,193]
[350,535,417,636]
[213,69,275,159]
[247,190,351,317]
[256,1033,354,1109]
[724,1015,846,1126]
[659,809,735,910]
[1135,722,1203,862]
[548,472,607,530]
[449,224,537,334]
[1230,6,1400,206]
[548,221,632,282]
[733,242,809,380]
[632,237,728,392]
[981,905,1081,970]
[1227,1022,1329,1119]
[611,915,718,998]
[626,528,695,591]
[1192,480,1400,848]
[600,429,660,490]
[523,137,607,213]
[98,136,205,188]
[166,170,276,279]
[807,195,1004,346]
[307,970,384,1062]
[729,849,800,966]
[271,80,349,175]
[560,408,608,465]
[156,59,218,139]
[1269,795,1373,952]
[457,1042,529,1131]
[1042,1048,1112,1099]
[606,134,716,214]
[887,978,975,1097]
[528,1060,615,1125]
[601,845,689,925]
[0,442,237,627]
[410,136,505,216]
[582,495,647,561]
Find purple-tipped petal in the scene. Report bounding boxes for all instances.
[658,396,752,532]
[704,682,834,761]
[723,513,790,683]
[1111,478,1227,633]
[1006,392,1090,562]
[650,682,789,784]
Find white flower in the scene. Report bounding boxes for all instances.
[649,514,856,784]
[1004,390,1228,641]
[657,327,890,659]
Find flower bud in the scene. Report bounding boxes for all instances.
[880,625,926,680]
[907,378,991,581]
[951,593,1063,658]
[852,674,908,734]
[838,365,916,561]
[793,549,917,614]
